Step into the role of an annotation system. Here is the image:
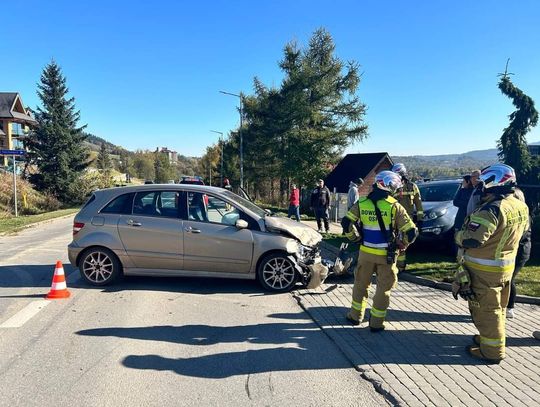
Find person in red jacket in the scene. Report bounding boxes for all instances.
[288,183,300,222]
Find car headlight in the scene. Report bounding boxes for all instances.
[286,240,299,254]
[424,208,447,220]
[296,244,311,259]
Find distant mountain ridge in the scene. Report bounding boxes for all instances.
[392,141,539,168]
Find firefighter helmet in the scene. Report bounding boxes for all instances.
[479,164,517,190]
[375,171,403,194]
[391,163,407,177]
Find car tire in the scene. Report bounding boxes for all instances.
[257,252,299,292]
[79,247,122,286]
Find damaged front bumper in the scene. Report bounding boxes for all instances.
[296,243,352,289]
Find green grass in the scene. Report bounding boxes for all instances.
[260,204,316,220]
[0,208,79,234]
[323,234,540,297]
[514,262,540,297]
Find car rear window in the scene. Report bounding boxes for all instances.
[81,194,96,210]
[101,193,135,214]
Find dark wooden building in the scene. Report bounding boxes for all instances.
[325,152,394,195]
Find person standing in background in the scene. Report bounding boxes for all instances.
[288,183,300,222]
[347,178,364,209]
[347,180,359,209]
[466,169,483,215]
[310,179,331,233]
[390,163,423,272]
[453,175,474,231]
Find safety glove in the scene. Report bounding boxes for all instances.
[452,265,475,301]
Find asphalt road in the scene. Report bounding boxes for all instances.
[0,216,386,406]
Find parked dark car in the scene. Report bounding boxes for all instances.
[416,179,461,241]
[179,176,204,185]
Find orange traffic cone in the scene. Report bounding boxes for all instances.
[46,260,71,299]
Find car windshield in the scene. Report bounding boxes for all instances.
[222,191,266,218]
[418,182,460,202]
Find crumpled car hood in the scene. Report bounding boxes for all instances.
[264,216,322,247]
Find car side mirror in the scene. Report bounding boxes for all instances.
[235,219,249,229]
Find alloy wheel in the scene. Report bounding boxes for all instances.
[262,257,296,290]
[82,250,114,284]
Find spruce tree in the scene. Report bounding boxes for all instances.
[497,64,538,182]
[27,61,89,203]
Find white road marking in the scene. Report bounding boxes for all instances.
[0,300,50,328]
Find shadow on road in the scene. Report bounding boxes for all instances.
[274,306,473,323]
[74,309,537,378]
[0,264,77,288]
[0,264,275,296]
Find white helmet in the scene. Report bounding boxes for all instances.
[375,171,403,194]
[391,163,407,177]
[480,163,516,190]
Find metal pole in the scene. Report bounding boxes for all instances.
[209,158,212,186]
[13,156,18,217]
[239,94,243,189]
[220,135,224,187]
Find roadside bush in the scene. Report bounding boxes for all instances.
[67,170,112,205]
[0,173,61,216]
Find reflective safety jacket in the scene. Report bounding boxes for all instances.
[344,196,417,256]
[455,194,529,273]
[395,180,423,219]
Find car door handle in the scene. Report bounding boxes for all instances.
[185,226,201,233]
[127,219,142,227]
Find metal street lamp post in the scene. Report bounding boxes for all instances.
[210,130,224,187]
[219,90,243,189]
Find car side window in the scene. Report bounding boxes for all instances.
[101,193,135,214]
[186,192,239,225]
[185,192,260,229]
[133,191,180,218]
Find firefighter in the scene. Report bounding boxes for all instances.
[454,164,529,363]
[390,163,423,272]
[341,171,418,331]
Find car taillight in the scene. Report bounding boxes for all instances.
[73,222,85,236]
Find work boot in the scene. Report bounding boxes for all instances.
[506,308,515,319]
[472,335,481,346]
[533,331,540,341]
[345,312,360,326]
[370,326,385,333]
[466,345,503,364]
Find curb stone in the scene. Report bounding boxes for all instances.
[320,240,540,305]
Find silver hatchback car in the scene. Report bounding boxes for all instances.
[68,184,325,292]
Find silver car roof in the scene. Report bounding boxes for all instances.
[94,184,228,195]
